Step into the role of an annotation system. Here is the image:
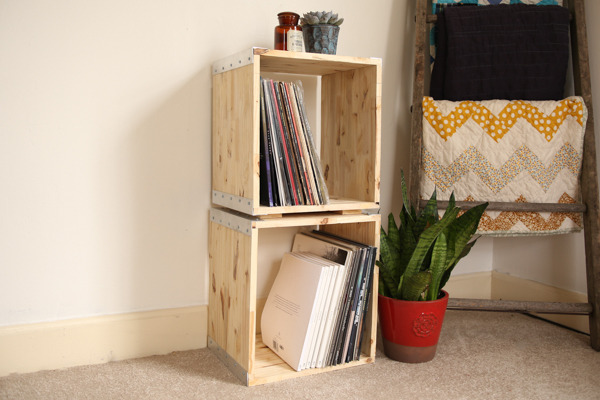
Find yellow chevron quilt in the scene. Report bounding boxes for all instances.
[421,96,587,236]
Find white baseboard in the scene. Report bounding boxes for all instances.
[0,305,207,377]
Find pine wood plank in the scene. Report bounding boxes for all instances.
[252,211,380,229]
[208,220,257,372]
[252,198,379,216]
[255,48,380,76]
[321,64,381,206]
[249,335,374,386]
[212,64,257,206]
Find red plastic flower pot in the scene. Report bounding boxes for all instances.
[378,290,449,363]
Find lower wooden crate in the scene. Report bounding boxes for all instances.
[208,208,380,386]
[208,334,375,386]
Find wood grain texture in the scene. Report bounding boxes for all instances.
[448,298,592,315]
[208,220,257,372]
[256,48,380,75]
[409,0,428,211]
[321,65,381,205]
[254,210,380,229]
[420,200,587,213]
[250,335,374,386]
[212,64,257,204]
[569,0,600,350]
[252,199,379,216]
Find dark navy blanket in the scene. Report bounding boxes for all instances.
[429,4,570,101]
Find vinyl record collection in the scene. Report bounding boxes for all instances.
[260,78,330,207]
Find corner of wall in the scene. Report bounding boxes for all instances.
[445,272,493,299]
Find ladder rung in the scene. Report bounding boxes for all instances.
[448,298,593,315]
[419,200,586,213]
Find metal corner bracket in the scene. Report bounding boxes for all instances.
[208,336,250,386]
[210,207,254,236]
[212,190,254,215]
[212,47,267,75]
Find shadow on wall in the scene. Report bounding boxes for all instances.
[125,65,211,350]
[493,233,586,292]
[385,0,416,216]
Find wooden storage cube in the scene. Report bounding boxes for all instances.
[212,48,381,215]
[208,207,380,386]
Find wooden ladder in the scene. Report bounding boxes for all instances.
[408,0,600,350]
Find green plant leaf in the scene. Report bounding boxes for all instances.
[377,233,400,298]
[445,202,488,265]
[387,213,401,252]
[436,203,488,292]
[396,217,416,279]
[380,171,487,301]
[400,171,410,215]
[447,191,456,210]
[400,171,416,227]
[427,233,447,300]
[414,190,439,238]
[401,271,431,301]
[378,272,389,296]
[403,204,460,280]
[384,216,406,286]
[439,237,478,290]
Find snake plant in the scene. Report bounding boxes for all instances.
[378,172,488,301]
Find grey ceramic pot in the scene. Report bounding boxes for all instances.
[302,24,340,54]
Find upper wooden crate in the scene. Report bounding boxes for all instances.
[212,48,382,216]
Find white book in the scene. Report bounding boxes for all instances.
[293,252,335,369]
[292,252,331,370]
[316,262,348,368]
[304,231,366,365]
[310,262,338,368]
[292,232,355,366]
[261,252,327,371]
[321,262,350,366]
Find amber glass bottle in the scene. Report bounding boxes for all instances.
[274,12,303,51]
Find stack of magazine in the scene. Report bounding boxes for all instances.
[261,231,376,371]
[260,78,330,207]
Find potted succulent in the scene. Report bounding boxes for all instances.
[300,11,344,54]
[377,173,488,363]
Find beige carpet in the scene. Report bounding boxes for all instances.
[1,311,599,400]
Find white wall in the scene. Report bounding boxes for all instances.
[0,0,420,327]
[1,0,596,330]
